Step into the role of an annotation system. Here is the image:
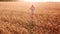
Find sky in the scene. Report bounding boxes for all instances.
[0,0,60,2]
[20,0,60,2]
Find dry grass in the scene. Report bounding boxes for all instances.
[0,9,60,34]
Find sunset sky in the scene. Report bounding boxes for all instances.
[0,0,60,2]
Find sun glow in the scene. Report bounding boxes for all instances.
[20,0,60,2]
[21,0,50,2]
[24,0,41,2]
[20,0,48,2]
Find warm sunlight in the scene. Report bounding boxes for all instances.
[20,0,48,2]
[19,0,60,2]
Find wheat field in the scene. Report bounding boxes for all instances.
[0,2,60,34]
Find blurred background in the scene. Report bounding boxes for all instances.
[0,0,17,2]
[0,0,17,1]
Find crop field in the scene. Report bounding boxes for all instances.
[0,2,60,34]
